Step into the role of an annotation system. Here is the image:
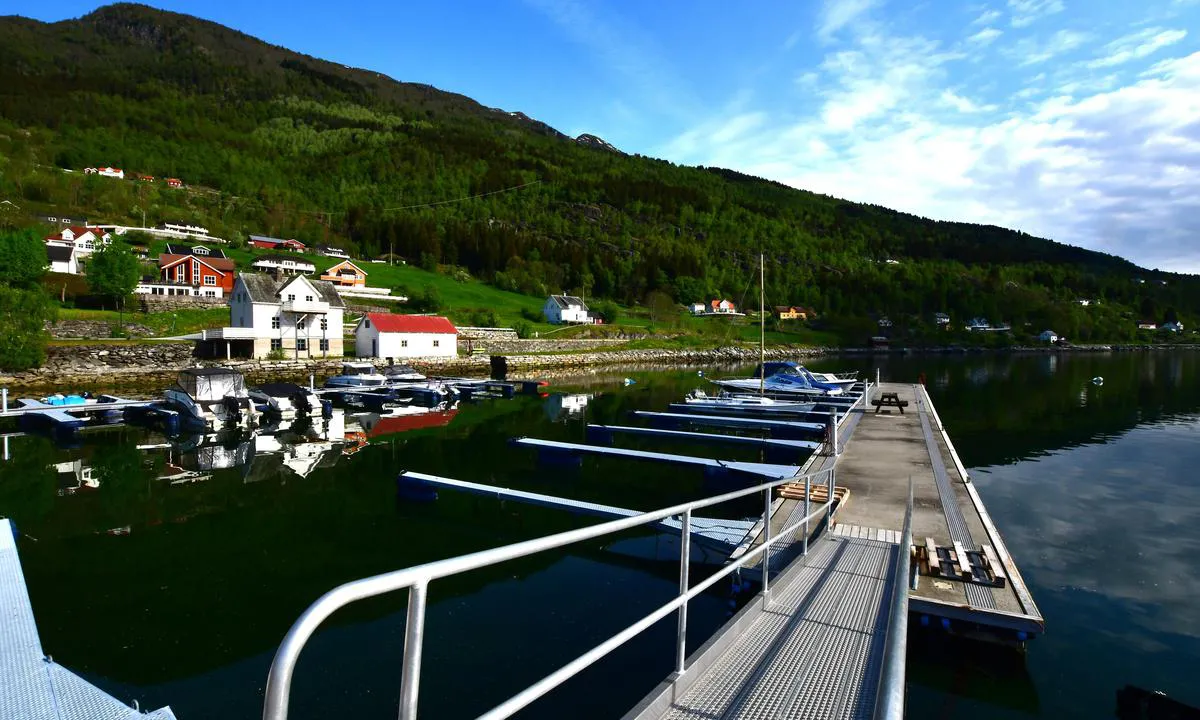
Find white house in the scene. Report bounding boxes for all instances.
[84,167,124,179]
[1138,322,1158,331]
[544,295,590,324]
[1038,330,1058,343]
[45,226,110,256]
[688,302,706,315]
[318,244,350,260]
[355,313,458,359]
[708,299,738,314]
[252,254,317,275]
[208,273,345,358]
[46,244,78,274]
[159,222,209,236]
[934,312,950,325]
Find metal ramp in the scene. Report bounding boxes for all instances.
[629,532,901,720]
[510,437,804,479]
[0,519,176,720]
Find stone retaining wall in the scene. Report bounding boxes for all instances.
[47,320,155,339]
[456,327,520,342]
[139,296,227,313]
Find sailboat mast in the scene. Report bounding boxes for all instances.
[759,252,765,396]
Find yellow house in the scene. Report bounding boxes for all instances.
[775,306,815,320]
[320,260,367,288]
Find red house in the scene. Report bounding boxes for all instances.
[166,178,183,188]
[249,235,307,252]
[159,253,236,293]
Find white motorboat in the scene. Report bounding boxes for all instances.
[164,368,260,431]
[710,361,846,398]
[324,362,388,389]
[806,371,859,391]
[249,382,327,419]
[682,389,816,414]
[382,364,426,382]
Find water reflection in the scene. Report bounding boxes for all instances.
[543,392,594,422]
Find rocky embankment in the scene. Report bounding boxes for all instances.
[0,342,829,389]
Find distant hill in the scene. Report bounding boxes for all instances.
[0,2,1196,341]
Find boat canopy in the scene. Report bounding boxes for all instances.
[176,368,247,401]
[751,361,803,379]
[341,362,378,376]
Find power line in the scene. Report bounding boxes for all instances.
[381,180,542,212]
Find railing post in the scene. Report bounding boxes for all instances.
[761,488,772,605]
[398,582,429,720]
[1,388,7,414]
[803,474,811,555]
[675,510,691,676]
[876,367,880,386]
[832,408,840,456]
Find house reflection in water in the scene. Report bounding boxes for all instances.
[53,460,98,496]
[543,393,593,422]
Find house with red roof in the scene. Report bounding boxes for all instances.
[354,313,458,359]
[44,226,110,256]
[158,251,237,296]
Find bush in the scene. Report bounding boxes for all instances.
[513,320,533,339]
[266,348,287,360]
[595,300,620,324]
[0,286,55,371]
[108,324,129,338]
[419,252,438,272]
[520,307,542,322]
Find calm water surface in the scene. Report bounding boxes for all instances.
[1,353,1198,718]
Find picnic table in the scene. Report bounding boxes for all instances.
[872,391,909,414]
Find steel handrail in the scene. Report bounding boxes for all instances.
[873,477,914,720]
[262,463,839,720]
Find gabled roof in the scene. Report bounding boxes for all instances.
[363,313,457,334]
[548,294,588,310]
[237,272,345,307]
[159,254,236,273]
[164,243,227,258]
[46,244,74,262]
[324,259,366,275]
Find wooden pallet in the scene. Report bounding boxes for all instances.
[915,538,1007,588]
[778,483,848,504]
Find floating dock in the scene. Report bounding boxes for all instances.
[0,519,176,719]
[510,437,804,480]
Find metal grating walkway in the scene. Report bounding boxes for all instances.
[0,519,176,720]
[649,533,899,720]
[915,392,995,610]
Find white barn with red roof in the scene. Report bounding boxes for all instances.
[354,313,458,359]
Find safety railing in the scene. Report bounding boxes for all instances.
[872,477,914,720]
[262,465,839,720]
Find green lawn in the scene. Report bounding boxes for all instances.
[58,306,230,335]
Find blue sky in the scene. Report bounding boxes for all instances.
[10,0,1200,271]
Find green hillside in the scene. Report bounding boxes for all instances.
[1,3,1198,344]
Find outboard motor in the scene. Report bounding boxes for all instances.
[290,390,311,417]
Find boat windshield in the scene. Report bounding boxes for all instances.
[342,363,377,376]
[752,362,803,379]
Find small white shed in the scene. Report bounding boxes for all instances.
[355,313,458,359]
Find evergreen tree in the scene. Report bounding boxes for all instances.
[87,241,140,311]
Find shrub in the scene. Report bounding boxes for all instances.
[513,319,533,339]
[266,348,287,360]
[520,307,542,322]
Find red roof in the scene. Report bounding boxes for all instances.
[365,313,457,334]
[364,410,458,438]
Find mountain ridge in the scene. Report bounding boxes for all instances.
[0,2,1196,341]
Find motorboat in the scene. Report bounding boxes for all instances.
[710,361,845,397]
[681,389,816,414]
[249,382,329,419]
[324,362,388,389]
[163,368,260,431]
[382,364,426,382]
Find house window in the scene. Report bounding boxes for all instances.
[319,339,329,351]
[192,259,199,278]
[270,339,282,351]
[320,318,328,331]
[305,295,313,302]
[194,247,209,255]
[175,266,186,282]
[204,275,216,286]
[433,340,440,348]
[401,340,408,348]
[205,290,216,297]
[287,294,295,301]
[271,315,280,329]
[298,318,306,330]
[297,339,307,351]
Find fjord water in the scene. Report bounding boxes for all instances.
[1,353,1198,719]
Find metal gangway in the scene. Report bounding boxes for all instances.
[261,464,914,720]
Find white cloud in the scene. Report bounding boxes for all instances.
[1087,28,1188,68]
[659,9,1200,274]
[972,8,1003,25]
[1007,29,1091,66]
[968,27,1003,46]
[1008,0,1065,28]
[817,0,880,41]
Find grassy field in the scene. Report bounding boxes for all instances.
[58,306,230,335]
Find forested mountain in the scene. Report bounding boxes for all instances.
[0,3,1196,341]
